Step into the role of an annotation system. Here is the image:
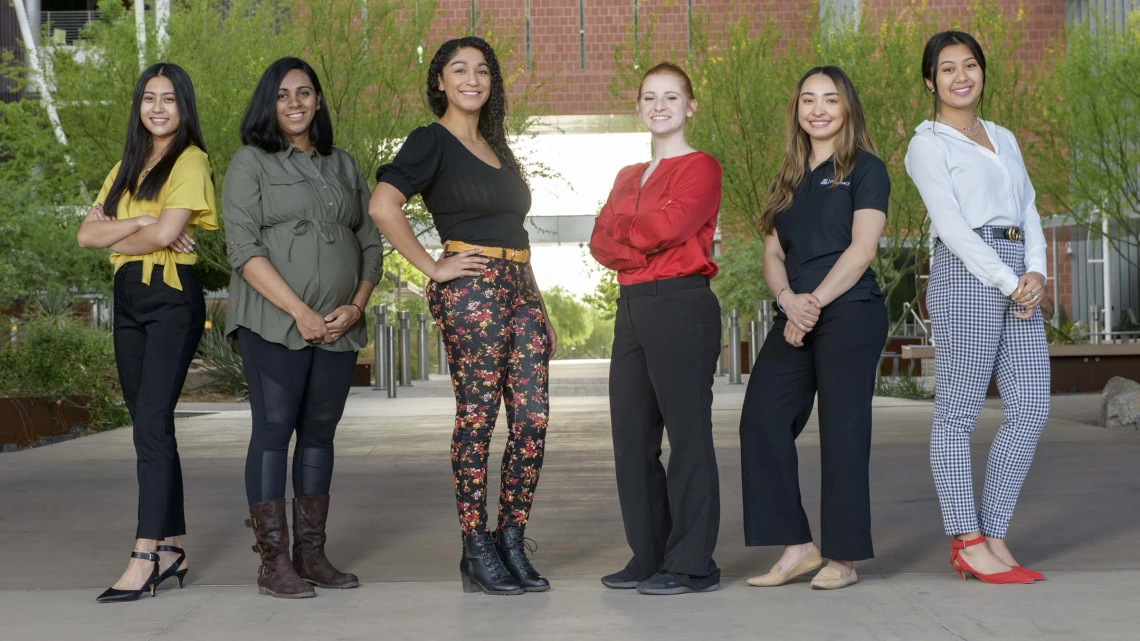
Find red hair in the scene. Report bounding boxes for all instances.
[639,62,695,100]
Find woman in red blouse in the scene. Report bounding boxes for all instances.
[589,62,723,596]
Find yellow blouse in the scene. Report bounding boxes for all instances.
[94,146,218,291]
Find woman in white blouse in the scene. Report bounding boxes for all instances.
[904,31,1048,585]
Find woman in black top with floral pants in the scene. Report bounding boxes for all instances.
[370,37,556,597]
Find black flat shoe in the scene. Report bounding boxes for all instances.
[97,551,160,603]
[156,545,188,589]
[636,571,720,595]
[600,568,641,589]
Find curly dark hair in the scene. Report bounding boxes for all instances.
[426,37,523,178]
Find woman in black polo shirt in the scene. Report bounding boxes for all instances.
[738,66,888,591]
[369,37,555,596]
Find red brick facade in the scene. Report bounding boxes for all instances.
[425,1,1066,115]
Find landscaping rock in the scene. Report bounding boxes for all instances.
[1100,377,1140,432]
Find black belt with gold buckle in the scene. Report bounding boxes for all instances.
[974,226,1023,243]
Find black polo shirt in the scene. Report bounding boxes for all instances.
[774,150,890,307]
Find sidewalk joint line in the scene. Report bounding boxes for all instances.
[881,573,967,640]
[146,587,221,640]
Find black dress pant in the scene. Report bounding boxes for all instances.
[739,296,887,561]
[237,328,357,506]
[113,263,205,540]
[609,276,722,587]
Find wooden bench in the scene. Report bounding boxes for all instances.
[901,344,1140,394]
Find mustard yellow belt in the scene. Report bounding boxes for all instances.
[443,240,530,263]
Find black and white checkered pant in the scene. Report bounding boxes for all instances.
[926,229,1050,538]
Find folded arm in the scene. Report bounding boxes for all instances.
[608,157,722,253]
[589,200,648,271]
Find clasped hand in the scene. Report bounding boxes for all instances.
[782,292,822,348]
[1009,272,1046,320]
[295,305,361,345]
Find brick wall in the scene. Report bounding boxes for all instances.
[863,0,1067,64]
[425,1,1066,115]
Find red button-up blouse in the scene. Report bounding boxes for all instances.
[589,151,722,286]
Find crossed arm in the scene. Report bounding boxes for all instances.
[77,203,194,255]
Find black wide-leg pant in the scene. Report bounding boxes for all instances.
[609,275,722,587]
[113,263,205,540]
[237,328,357,507]
[739,297,887,561]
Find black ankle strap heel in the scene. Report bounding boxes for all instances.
[156,545,189,589]
[96,551,161,603]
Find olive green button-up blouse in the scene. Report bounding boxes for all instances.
[223,145,384,351]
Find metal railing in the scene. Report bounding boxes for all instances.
[41,11,98,45]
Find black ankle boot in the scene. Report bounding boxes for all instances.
[494,527,550,592]
[460,532,524,595]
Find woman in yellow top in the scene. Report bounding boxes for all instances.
[77,62,217,603]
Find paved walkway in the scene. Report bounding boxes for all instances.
[2,361,1139,640]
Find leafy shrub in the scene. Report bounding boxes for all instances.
[875,372,932,400]
[0,315,130,431]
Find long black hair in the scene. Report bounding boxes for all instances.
[921,31,988,121]
[426,37,523,178]
[240,57,334,156]
[103,63,206,218]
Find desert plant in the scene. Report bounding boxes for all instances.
[192,302,248,399]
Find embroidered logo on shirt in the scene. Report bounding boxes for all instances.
[820,178,851,187]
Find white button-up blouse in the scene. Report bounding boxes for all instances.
[904,119,1047,296]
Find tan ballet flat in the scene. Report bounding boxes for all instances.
[746,545,824,586]
[810,566,858,590]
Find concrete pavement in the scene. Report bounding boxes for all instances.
[2,361,1139,640]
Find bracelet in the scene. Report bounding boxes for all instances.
[775,287,790,312]
[350,303,363,316]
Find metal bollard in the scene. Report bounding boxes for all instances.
[759,300,773,338]
[398,311,412,386]
[373,305,388,390]
[386,323,398,398]
[601,346,607,359]
[436,325,448,375]
[1090,305,1101,345]
[728,309,742,384]
[748,320,760,370]
[417,313,431,381]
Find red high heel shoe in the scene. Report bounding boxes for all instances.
[949,536,1035,584]
[1014,566,1045,581]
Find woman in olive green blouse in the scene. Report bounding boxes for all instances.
[223,57,383,599]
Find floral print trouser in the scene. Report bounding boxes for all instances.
[428,257,551,534]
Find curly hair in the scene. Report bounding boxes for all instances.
[426,37,523,179]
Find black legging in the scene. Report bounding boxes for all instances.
[237,328,357,506]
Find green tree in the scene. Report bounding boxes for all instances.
[0,102,112,304]
[1046,10,1140,259]
[542,286,592,352]
[1,0,545,302]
